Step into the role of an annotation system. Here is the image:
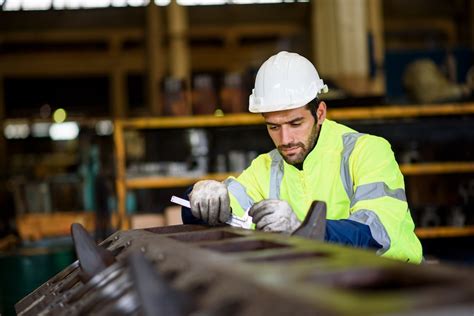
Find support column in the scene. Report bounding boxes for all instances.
[0,76,5,172]
[110,69,126,118]
[109,37,127,118]
[471,1,474,50]
[167,0,190,83]
[146,1,166,116]
[367,0,384,78]
[312,0,340,77]
[312,0,369,79]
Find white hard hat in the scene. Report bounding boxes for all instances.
[249,51,328,113]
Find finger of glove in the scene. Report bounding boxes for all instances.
[190,196,205,221]
[248,202,262,217]
[202,201,212,223]
[189,183,215,223]
[218,195,231,223]
[208,197,221,226]
[261,221,282,232]
[257,216,290,232]
[250,203,276,224]
[255,213,278,230]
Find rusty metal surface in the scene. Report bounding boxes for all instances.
[16,224,474,315]
[71,223,116,282]
[292,200,326,240]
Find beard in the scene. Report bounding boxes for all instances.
[278,142,306,164]
[277,124,320,165]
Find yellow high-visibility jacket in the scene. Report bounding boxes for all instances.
[225,119,422,263]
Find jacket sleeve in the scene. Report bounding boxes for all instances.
[347,135,422,263]
[181,185,208,225]
[225,155,269,218]
[325,219,382,249]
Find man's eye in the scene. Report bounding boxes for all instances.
[291,122,302,127]
[268,125,279,130]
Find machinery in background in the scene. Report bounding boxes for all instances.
[16,202,474,316]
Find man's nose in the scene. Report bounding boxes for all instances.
[280,126,292,145]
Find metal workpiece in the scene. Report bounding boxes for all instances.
[16,223,474,316]
[292,200,327,240]
[71,223,116,282]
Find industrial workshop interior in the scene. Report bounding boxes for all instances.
[1,0,474,314]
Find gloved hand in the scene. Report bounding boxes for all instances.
[189,180,230,226]
[249,199,301,234]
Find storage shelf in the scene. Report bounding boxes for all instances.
[16,212,474,240]
[126,172,238,189]
[118,113,264,129]
[415,226,474,239]
[113,102,474,230]
[328,103,474,120]
[115,102,474,130]
[400,162,474,175]
[123,162,474,190]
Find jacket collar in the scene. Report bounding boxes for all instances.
[279,119,335,172]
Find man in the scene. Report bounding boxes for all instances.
[184,51,422,263]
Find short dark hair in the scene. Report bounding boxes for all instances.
[305,98,320,120]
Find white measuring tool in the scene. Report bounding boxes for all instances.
[171,195,252,229]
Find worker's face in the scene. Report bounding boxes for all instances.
[263,102,327,165]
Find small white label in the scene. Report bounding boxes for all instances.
[170,195,190,208]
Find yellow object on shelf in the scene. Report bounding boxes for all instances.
[164,206,183,226]
[130,214,165,229]
[17,212,95,241]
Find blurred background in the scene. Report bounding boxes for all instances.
[1,0,474,314]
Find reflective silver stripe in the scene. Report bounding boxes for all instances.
[351,182,407,208]
[340,133,365,199]
[224,178,254,211]
[269,149,284,199]
[341,133,394,255]
[349,210,391,255]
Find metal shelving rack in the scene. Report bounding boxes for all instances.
[113,102,474,236]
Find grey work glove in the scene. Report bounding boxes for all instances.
[249,199,301,234]
[189,180,230,226]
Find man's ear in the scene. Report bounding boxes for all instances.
[316,101,327,125]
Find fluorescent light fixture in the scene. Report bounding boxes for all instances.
[49,122,80,141]
[111,0,128,6]
[178,0,226,5]
[52,0,81,9]
[3,0,22,10]
[95,120,114,136]
[22,0,50,9]
[231,0,284,3]
[31,122,51,138]
[82,0,110,7]
[3,123,30,139]
[1,0,303,10]
[127,0,148,6]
